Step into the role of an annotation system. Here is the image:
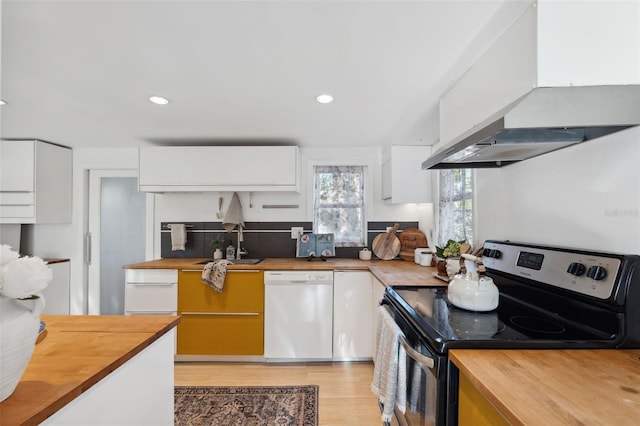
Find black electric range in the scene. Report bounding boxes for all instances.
[379,240,640,426]
[385,240,640,354]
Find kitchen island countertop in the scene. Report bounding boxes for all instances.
[451,349,640,425]
[0,315,180,426]
[123,257,445,287]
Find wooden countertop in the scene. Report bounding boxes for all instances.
[123,257,445,287]
[0,315,180,426]
[451,349,640,425]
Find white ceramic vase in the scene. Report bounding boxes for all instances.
[0,295,44,402]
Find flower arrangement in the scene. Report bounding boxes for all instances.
[435,239,466,259]
[0,245,52,300]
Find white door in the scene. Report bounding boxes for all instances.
[88,170,146,314]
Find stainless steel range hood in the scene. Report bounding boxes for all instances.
[422,84,640,169]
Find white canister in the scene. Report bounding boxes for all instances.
[419,252,433,267]
[359,248,372,260]
[414,248,428,264]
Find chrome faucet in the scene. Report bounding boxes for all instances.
[237,228,248,260]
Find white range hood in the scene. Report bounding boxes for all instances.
[423,0,640,169]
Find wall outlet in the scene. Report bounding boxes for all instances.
[291,227,304,239]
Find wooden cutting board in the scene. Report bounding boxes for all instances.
[398,228,428,261]
[372,223,401,260]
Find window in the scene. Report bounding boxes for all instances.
[313,165,366,247]
[438,169,473,246]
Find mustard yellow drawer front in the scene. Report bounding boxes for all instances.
[178,269,264,312]
[177,313,264,355]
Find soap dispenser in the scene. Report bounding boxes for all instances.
[226,244,235,260]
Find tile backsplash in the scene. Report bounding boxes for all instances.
[160,221,419,259]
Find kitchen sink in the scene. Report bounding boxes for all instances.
[195,258,264,265]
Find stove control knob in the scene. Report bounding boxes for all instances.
[482,248,502,259]
[567,262,586,277]
[586,265,607,281]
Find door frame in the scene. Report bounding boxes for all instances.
[87,169,153,314]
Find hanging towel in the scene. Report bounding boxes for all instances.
[222,192,245,232]
[201,260,233,293]
[371,304,407,422]
[168,224,187,251]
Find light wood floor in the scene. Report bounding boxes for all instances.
[174,361,382,425]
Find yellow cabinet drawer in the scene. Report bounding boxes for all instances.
[178,269,264,312]
[177,313,264,355]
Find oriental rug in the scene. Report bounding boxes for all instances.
[174,385,318,426]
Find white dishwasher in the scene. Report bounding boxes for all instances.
[264,270,333,361]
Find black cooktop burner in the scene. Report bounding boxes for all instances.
[385,286,620,354]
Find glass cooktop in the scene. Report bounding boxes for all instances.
[385,286,619,354]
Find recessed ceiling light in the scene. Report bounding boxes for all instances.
[149,96,170,105]
[316,94,334,104]
[0,100,6,106]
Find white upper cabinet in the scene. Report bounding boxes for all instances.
[440,1,640,146]
[0,140,72,224]
[382,145,432,204]
[138,146,300,192]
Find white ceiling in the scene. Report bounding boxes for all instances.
[0,0,522,150]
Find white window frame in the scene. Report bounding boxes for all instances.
[308,161,370,248]
[436,169,474,247]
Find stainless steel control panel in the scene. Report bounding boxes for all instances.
[482,241,621,300]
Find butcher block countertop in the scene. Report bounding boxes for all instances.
[0,315,180,426]
[451,349,640,425]
[123,257,444,287]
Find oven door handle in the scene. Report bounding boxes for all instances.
[399,335,435,369]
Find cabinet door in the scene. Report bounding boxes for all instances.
[381,145,432,204]
[333,271,373,360]
[177,313,264,355]
[125,269,178,315]
[1,140,72,224]
[0,140,34,192]
[139,146,299,192]
[41,261,71,315]
[177,269,264,355]
[178,269,263,312]
[458,372,509,426]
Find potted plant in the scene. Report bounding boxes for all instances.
[211,234,225,260]
[435,239,467,277]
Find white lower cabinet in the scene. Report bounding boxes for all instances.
[124,269,178,315]
[41,261,71,315]
[333,271,373,361]
[41,330,175,426]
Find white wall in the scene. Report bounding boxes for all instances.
[475,127,640,254]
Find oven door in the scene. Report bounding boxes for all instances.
[384,300,449,426]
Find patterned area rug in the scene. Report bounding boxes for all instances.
[174,385,319,426]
